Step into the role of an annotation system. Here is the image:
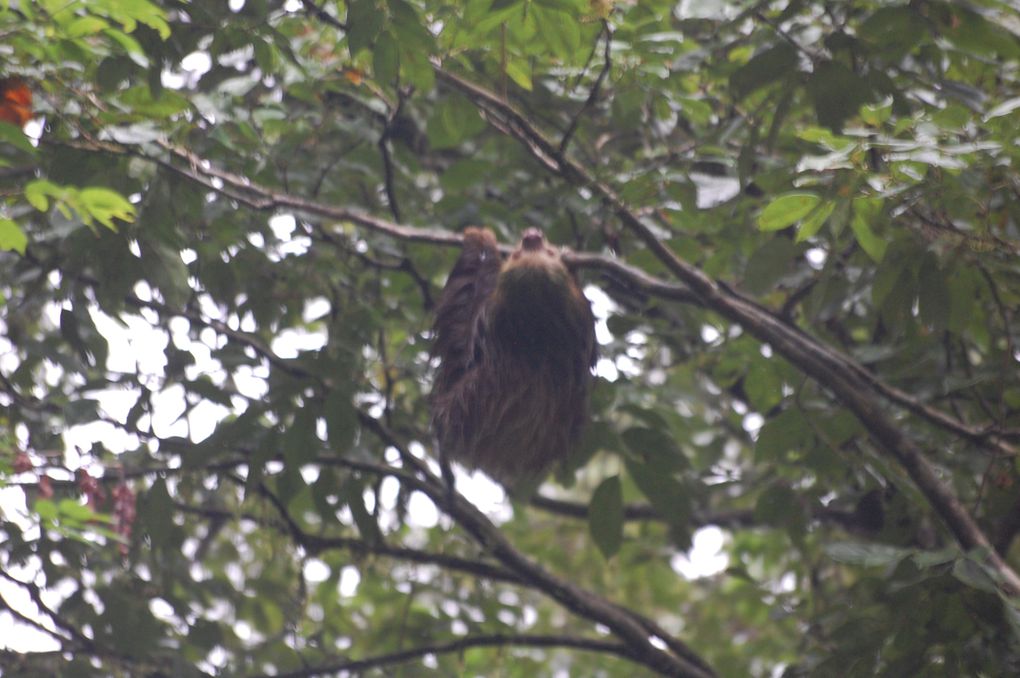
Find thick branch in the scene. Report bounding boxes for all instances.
[43,104,1020,458]
[430,65,1016,452]
[49,132,1020,592]
[354,420,715,677]
[88,280,715,676]
[431,65,1020,595]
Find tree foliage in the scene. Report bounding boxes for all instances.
[2,0,1020,675]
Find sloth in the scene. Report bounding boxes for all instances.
[430,227,597,487]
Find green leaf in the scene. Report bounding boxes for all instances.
[758,192,821,231]
[441,158,491,191]
[754,484,805,537]
[806,61,873,131]
[35,498,58,521]
[946,265,979,333]
[103,27,146,57]
[324,388,358,452]
[677,96,713,126]
[471,0,523,38]
[912,548,958,569]
[730,43,797,100]
[66,16,109,37]
[744,359,783,413]
[755,409,812,462]
[141,478,176,548]
[347,0,385,55]
[815,409,862,447]
[79,187,136,229]
[190,407,264,465]
[25,179,61,211]
[1005,600,1020,642]
[858,7,924,53]
[283,406,319,467]
[399,46,435,91]
[389,0,433,49]
[535,0,587,11]
[504,58,533,91]
[0,218,27,254]
[534,7,580,61]
[743,236,798,294]
[797,126,854,150]
[188,619,224,652]
[99,0,172,40]
[275,461,307,507]
[825,542,911,567]
[427,95,486,149]
[860,98,893,127]
[184,377,234,408]
[253,38,277,73]
[795,201,836,242]
[139,241,190,307]
[940,6,1020,60]
[373,30,400,85]
[0,121,37,153]
[119,86,190,117]
[917,255,949,332]
[622,426,685,470]
[952,557,999,594]
[871,242,915,307]
[850,197,886,262]
[58,498,96,522]
[588,475,623,559]
[627,460,689,533]
[984,96,1020,122]
[341,478,383,544]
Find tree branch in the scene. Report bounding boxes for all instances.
[47,128,1020,593]
[175,495,525,585]
[61,276,714,676]
[429,64,1016,453]
[430,64,1020,595]
[559,20,613,155]
[0,587,70,645]
[353,419,716,677]
[259,633,638,678]
[532,494,885,536]
[0,570,97,652]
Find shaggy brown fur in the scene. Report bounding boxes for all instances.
[430,227,597,486]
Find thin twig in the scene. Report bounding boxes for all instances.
[258,633,638,678]
[560,21,613,155]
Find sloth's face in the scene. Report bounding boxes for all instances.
[511,228,559,263]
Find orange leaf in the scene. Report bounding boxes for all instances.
[0,77,33,127]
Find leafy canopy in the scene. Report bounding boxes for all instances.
[1,0,1020,676]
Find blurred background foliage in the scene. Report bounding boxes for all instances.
[1,0,1019,675]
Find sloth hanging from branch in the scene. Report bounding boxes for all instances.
[430,227,597,488]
